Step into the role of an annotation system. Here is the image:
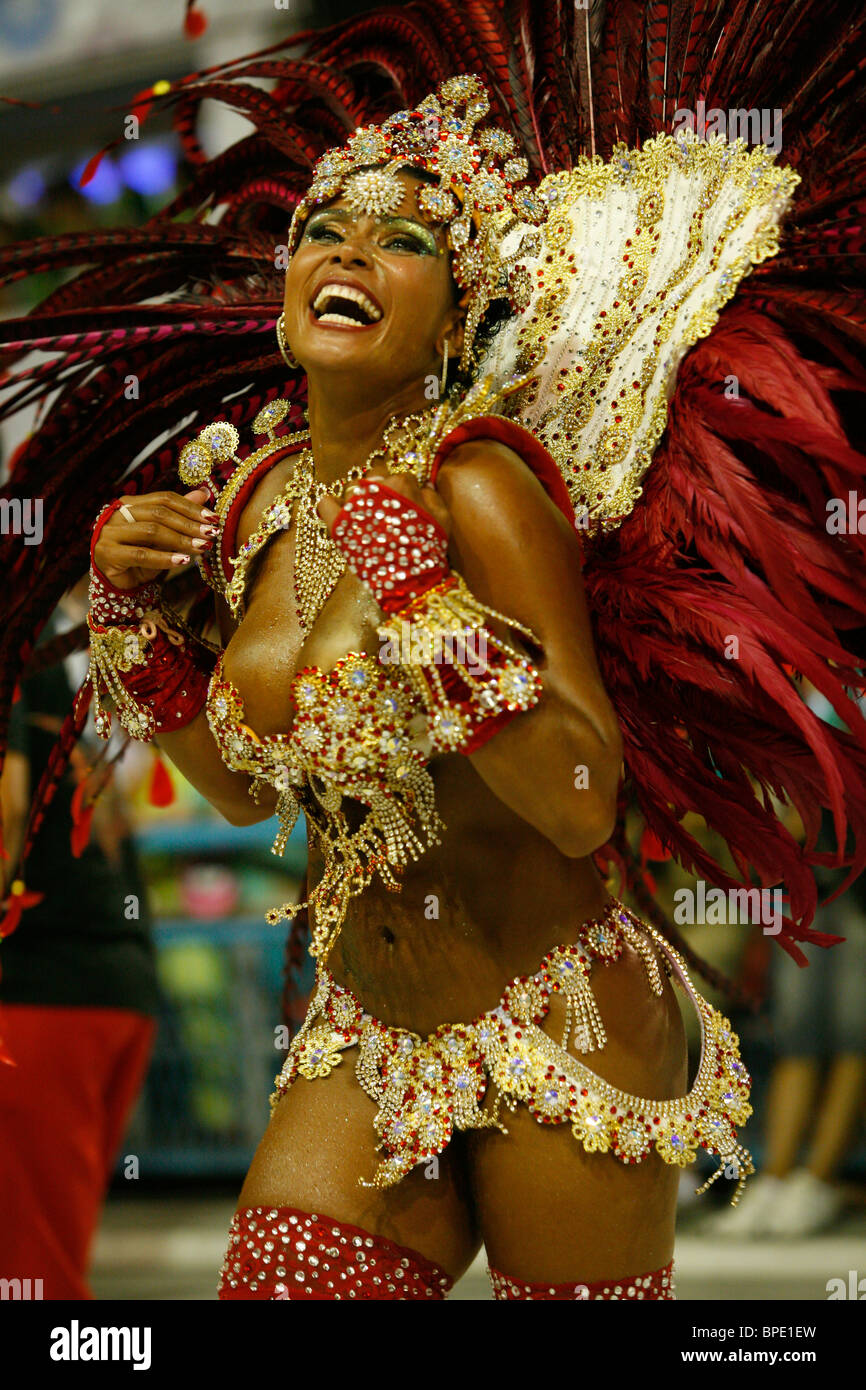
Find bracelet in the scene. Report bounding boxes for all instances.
[88,562,164,629]
[87,609,215,741]
[87,501,217,741]
[377,572,544,754]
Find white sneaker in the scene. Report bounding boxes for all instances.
[700,1173,784,1238]
[764,1169,843,1237]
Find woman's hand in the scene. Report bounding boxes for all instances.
[93,486,219,590]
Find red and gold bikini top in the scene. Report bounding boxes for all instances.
[197,380,577,962]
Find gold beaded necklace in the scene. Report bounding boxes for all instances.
[224,406,437,632]
[291,447,370,633]
[190,375,527,629]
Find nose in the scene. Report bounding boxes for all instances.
[329,230,375,267]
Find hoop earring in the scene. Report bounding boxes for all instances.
[276,313,300,369]
[440,339,449,395]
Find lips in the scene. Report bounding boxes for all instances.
[310,279,384,328]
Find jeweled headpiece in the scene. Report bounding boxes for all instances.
[286,73,546,373]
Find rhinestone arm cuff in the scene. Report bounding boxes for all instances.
[378,572,544,754]
[87,502,217,741]
[328,478,543,753]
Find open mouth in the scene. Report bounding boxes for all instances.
[310,282,383,328]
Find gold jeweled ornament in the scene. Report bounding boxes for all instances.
[269,901,755,1200]
[482,131,801,535]
[206,646,445,962]
[286,73,547,375]
[178,420,240,491]
[222,406,442,631]
[342,163,407,218]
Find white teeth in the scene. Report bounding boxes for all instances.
[312,283,382,322]
[317,312,368,326]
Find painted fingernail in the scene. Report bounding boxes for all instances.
[201,523,218,536]
[200,508,218,519]
[192,538,211,550]
[171,553,191,565]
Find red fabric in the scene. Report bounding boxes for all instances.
[87,618,213,736]
[116,625,214,735]
[0,1004,155,1300]
[218,1205,453,1300]
[331,479,449,614]
[88,497,214,734]
[489,1257,675,1300]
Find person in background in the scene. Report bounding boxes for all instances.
[708,683,866,1238]
[0,605,160,1299]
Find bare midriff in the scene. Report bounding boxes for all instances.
[218,455,612,1037]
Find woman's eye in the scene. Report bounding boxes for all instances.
[386,234,436,255]
[304,222,433,254]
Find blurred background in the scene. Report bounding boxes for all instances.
[0,0,863,1301]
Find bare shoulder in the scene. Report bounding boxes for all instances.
[435,434,563,518]
[438,434,527,474]
[434,433,579,579]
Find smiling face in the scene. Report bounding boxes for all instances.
[282,168,465,398]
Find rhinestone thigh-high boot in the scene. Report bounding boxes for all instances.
[218,1206,454,1300]
[487,1260,676,1300]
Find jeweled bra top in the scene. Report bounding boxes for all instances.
[198,381,543,961]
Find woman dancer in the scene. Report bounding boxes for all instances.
[3,7,866,1301]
